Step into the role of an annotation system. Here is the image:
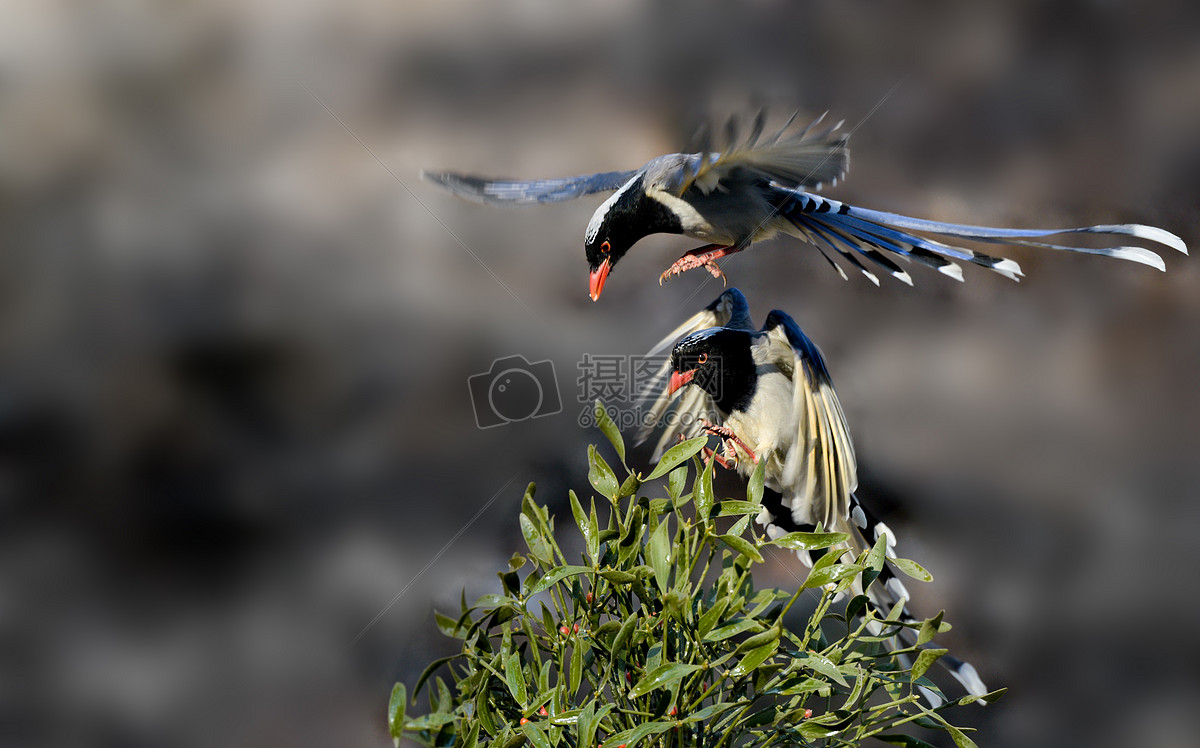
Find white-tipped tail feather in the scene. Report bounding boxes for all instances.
[771,185,1185,285]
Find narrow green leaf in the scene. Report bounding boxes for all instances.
[576,701,595,748]
[944,722,978,748]
[797,719,843,740]
[433,676,451,713]
[800,651,849,687]
[519,513,554,566]
[405,713,456,730]
[569,490,598,564]
[695,454,715,521]
[599,568,637,584]
[412,655,456,699]
[589,499,601,561]
[593,400,626,465]
[864,531,888,575]
[587,444,620,499]
[474,593,521,609]
[893,557,934,582]
[570,639,586,693]
[681,702,741,723]
[735,622,782,654]
[697,596,729,638]
[521,721,552,748]
[579,703,614,748]
[770,531,849,552]
[718,534,763,563]
[911,648,948,682]
[628,662,702,698]
[616,472,641,499]
[726,514,751,538]
[475,688,497,736]
[460,720,480,748]
[645,436,707,480]
[525,565,592,597]
[703,618,761,642]
[804,562,863,590]
[604,720,676,748]
[717,500,763,516]
[611,611,638,655]
[729,639,779,678]
[667,465,688,505]
[505,651,527,705]
[521,483,539,524]
[917,611,944,647]
[647,498,671,516]
[778,676,829,695]
[433,611,463,639]
[387,682,406,739]
[497,730,526,748]
[958,687,1007,706]
[747,459,766,505]
[648,518,672,594]
[877,735,941,748]
[845,594,869,622]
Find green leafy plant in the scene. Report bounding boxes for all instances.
[389,402,1002,747]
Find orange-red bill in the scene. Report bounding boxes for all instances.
[667,369,695,396]
[588,258,611,301]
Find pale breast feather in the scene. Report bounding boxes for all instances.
[644,186,715,237]
[722,369,797,472]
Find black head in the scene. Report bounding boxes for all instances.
[585,174,684,300]
[668,327,757,413]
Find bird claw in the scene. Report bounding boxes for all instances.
[697,418,758,465]
[700,445,739,470]
[659,244,734,285]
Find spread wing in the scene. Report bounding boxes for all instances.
[634,289,755,458]
[421,169,638,205]
[762,310,857,532]
[674,111,850,197]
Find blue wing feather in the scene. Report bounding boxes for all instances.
[422,169,637,205]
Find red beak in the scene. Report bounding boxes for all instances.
[588,258,611,302]
[667,369,696,396]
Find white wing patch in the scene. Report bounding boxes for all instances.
[645,186,714,236]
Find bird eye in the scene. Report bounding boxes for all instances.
[600,241,611,254]
[697,352,708,364]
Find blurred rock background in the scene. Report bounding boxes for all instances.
[2,1,1198,746]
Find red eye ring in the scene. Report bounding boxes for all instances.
[697,352,708,364]
[600,241,611,254]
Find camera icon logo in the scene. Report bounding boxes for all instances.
[468,355,563,429]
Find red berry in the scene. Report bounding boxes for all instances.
[802,709,812,719]
[520,717,529,725]
[560,625,570,635]
[669,707,677,717]
[585,592,593,604]
[573,623,580,633]
[538,706,548,716]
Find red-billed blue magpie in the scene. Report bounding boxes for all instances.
[636,288,990,703]
[424,111,1185,300]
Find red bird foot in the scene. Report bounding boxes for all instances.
[659,244,738,285]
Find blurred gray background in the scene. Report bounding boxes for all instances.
[2,1,1199,747]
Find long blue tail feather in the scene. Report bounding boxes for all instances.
[771,184,1186,283]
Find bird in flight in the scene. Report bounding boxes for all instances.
[635,287,989,703]
[423,111,1186,300]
